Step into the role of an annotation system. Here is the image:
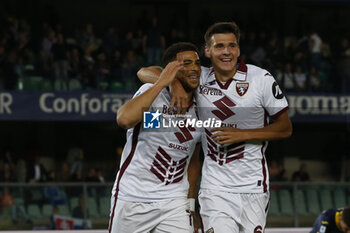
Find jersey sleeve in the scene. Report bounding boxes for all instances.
[261,72,289,119]
[132,83,154,99]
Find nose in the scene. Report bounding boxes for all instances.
[223,46,230,55]
[190,64,200,72]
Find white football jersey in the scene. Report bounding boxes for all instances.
[197,61,289,193]
[112,84,201,202]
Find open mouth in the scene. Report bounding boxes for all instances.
[220,58,233,63]
[189,74,199,80]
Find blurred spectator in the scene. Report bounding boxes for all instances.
[0,163,17,182]
[277,63,295,92]
[79,24,100,53]
[96,168,105,183]
[81,63,96,89]
[95,51,111,90]
[67,145,84,176]
[143,17,165,66]
[0,187,32,224]
[67,47,82,80]
[269,160,288,182]
[292,163,310,182]
[308,66,325,92]
[41,29,56,55]
[72,197,89,219]
[102,26,119,57]
[52,33,69,90]
[26,154,48,183]
[43,170,66,206]
[309,31,323,69]
[110,48,123,82]
[121,50,141,89]
[293,65,307,91]
[57,162,71,182]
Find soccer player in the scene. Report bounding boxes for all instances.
[137,22,293,233]
[310,206,350,233]
[109,42,202,233]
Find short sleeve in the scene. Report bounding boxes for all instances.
[261,73,289,119]
[132,83,153,99]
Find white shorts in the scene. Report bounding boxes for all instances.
[198,189,269,233]
[109,198,193,233]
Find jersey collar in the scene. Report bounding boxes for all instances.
[233,59,247,81]
[209,60,247,89]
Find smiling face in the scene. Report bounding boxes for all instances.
[205,33,240,81]
[175,50,201,92]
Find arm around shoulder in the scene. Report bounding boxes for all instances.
[137,66,162,84]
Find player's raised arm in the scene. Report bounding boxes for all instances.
[137,66,189,114]
[211,111,292,144]
[117,61,183,129]
[137,66,162,84]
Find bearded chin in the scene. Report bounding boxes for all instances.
[178,79,193,93]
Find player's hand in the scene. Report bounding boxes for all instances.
[156,61,184,89]
[211,127,246,144]
[170,79,189,114]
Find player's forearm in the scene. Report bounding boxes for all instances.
[137,66,162,84]
[117,83,165,129]
[187,144,201,198]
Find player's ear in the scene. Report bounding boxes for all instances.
[204,45,211,58]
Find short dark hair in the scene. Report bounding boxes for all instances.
[162,42,199,67]
[343,206,350,226]
[204,22,240,46]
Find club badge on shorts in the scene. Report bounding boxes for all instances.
[236,82,249,96]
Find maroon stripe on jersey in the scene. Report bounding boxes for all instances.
[226,141,245,150]
[270,106,289,120]
[172,175,184,184]
[226,153,244,163]
[109,123,141,233]
[208,153,217,162]
[261,142,268,193]
[158,146,172,162]
[176,161,187,171]
[206,136,217,148]
[151,166,165,182]
[178,156,188,164]
[205,128,212,136]
[153,160,166,175]
[174,168,185,178]
[208,144,217,155]
[155,153,169,169]
[264,110,268,127]
[216,78,233,90]
[226,146,244,156]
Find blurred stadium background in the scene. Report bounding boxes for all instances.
[0,0,349,231]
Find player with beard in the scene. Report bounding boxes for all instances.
[109,42,201,233]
